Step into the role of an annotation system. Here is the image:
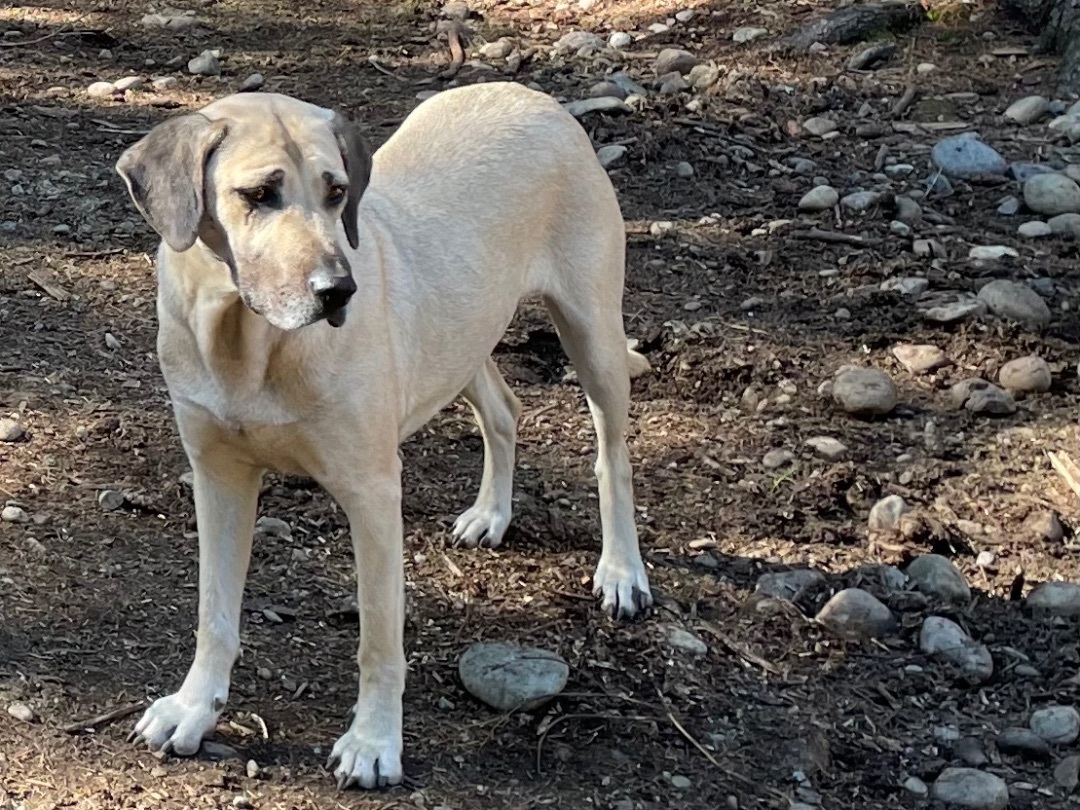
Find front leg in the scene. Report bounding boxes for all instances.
[132,446,262,756]
[323,450,406,789]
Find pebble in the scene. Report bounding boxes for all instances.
[919,293,987,324]
[7,703,34,722]
[1018,220,1052,238]
[831,367,897,416]
[916,62,936,73]
[654,48,697,75]
[805,436,848,460]
[976,551,996,569]
[687,64,720,90]
[589,81,625,100]
[977,279,1051,328]
[868,494,908,532]
[919,616,994,684]
[1004,95,1049,125]
[732,26,768,44]
[885,163,915,177]
[802,117,837,137]
[1024,511,1064,543]
[955,737,989,767]
[798,185,838,212]
[0,417,26,442]
[895,195,923,224]
[114,76,144,92]
[998,355,1051,393]
[841,191,881,212]
[664,626,708,656]
[1048,212,1080,238]
[458,642,569,712]
[968,245,1018,261]
[246,759,260,779]
[997,195,1021,215]
[1030,706,1080,744]
[1010,161,1058,182]
[1054,755,1080,790]
[596,144,627,169]
[892,343,948,374]
[554,31,602,55]
[87,81,117,98]
[675,162,694,179]
[762,448,795,469]
[239,73,265,92]
[1024,173,1080,215]
[881,277,929,296]
[152,76,178,91]
[609,72,647,97]
[674,9,695,22]
[907,554,971,602]
[996,728,1050,759]
[188,50,222,76]
[949,378,1017,415]
[815,588,896,640]
[755,569,826,602]
[608,32,632,49]
[904,776,929,797]
[931,134,1007,178]
[658,74,688,95]
[563,97,630,118]
[1027,582,1080,617]
[889,220,912,237]
[1,505,28,523]
[97,490,126,511]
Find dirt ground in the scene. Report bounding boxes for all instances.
[1,0,1079,808]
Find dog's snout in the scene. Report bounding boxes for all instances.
[310,274,357,311]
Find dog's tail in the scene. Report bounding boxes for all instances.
[626,339,651,379]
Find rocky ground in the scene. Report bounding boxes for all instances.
[1,1,1079,809]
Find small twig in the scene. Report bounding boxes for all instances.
[1048,451,1080,498]
[439,21,467,80]
[792,227,881,246]
[62,702,145,734]
[367,55,407,82]
[64,248,126,259]
[891,83,918,118]
[699,622,781,675]
[536,713,653,773]
[29,269,70,301]
[0,13,92,48]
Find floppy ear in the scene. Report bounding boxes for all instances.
[331,113,373,250]
[115,113,228,253]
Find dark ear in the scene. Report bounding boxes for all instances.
[331,113,373,250]
[115,113,228,253]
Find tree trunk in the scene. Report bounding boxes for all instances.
[1002,0,1080,94]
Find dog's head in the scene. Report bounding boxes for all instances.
[115,93,372,330]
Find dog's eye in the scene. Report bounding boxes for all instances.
[240,186,275,206]
[327,185,348,206]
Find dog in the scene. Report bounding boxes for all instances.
[115,81,653,790]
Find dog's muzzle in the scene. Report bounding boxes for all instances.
[310,273,357,328]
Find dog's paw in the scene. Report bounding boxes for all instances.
[451,501,510,549]
[327,726,403,790]
[593,554,653,620]
[129,692,222,756]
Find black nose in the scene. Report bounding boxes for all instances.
[310,275,357,312]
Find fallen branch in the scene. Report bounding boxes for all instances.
[892,83,918,118]
[792,228,882,246]
[1048,451,1080,498]
[439,21,467,80]
[0,13,92,48]
[62,702,145,734]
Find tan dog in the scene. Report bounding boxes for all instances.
[115,82,652,789]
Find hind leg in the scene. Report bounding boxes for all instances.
[452,357,522,549]
[545,296,652,619]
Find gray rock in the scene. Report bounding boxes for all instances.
[664,626,708,656]
[907,554,971,602]
[239,73,265,92]
[762,448,795,469]
[895,195,922,224]
[787,157,817,175]
[188,50,222,76]
[609,72,647,97]
[997,195,1021,216]
[479,39,514,60]
[1030,706,1080,744]
[114,76,144,92]
[97,490,125,511]
[687,64,719,90]
[892,343,948,374]
[832,367,897,416]
[1024,173,1080,215]
[669,774,692,789]
[949,378,1017,415]
[654,48,697,76]
[1024,511,1064,543]
[1049,113,1080,143]
[904,776,929,797]
[1018,220,1052,238]
[675,161,694,179]
[1010,162,1058,182]
[1,505,28,523]
[87,81,117,98]
[869,494,908,532]
[596,144,627,169]
[7,703,34,722]
[608,31,632,49]
[255,516,292,540]
[977,279,1051,328]
[996,727,1050,759]
[890,220,912,237]
[1028,582,1080,616]
[919,616,994,684]
[1054,755,1080,790]
[458,642,569,711]
[0,417,26,442]
[931,135,1007,178]
[554,31,603,55]
[803,117,837,137]
[152,76,178,91]
[588,81,625,100]
[1004,95,1049,125]
[805,436,848,460]
[755,569,827,602]
[918,292,987,324]
[955,737,988,767]
[999,355,1051,393]
[732,26,768,43]
[968,245,1019,261]
[1048,212,1080,238]
[658,74,689,95]
[562,97,630,118]
[885,163,915,178]
[799,185,838,212]
[841,191,882,212]
[815,588,896,640]
[881,277,929,296]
